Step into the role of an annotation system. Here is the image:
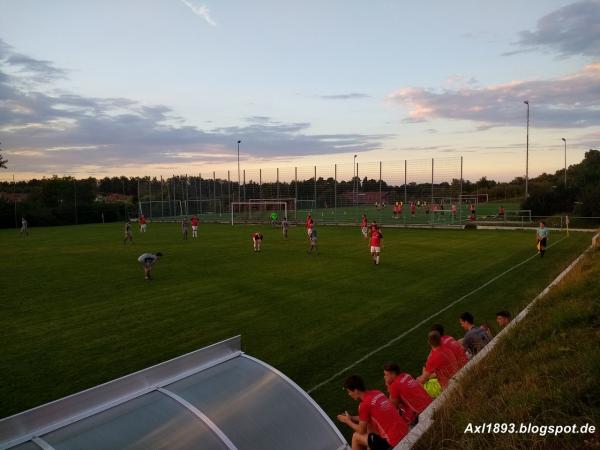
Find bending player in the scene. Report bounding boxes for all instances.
[252,232,263,252]
[137,252,162,280]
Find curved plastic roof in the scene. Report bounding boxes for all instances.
[0,336,349,450]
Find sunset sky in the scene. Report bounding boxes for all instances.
[1,0,599,182]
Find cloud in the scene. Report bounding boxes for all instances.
[0,41,385,174]
[387,62,600,128]
[179,0,217,27]
[0,38,68,83]
[319,93,370,100]
[505,1,600,57]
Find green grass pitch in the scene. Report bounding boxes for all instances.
[0,222,592,428]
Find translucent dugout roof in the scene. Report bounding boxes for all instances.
[0,336,349,450]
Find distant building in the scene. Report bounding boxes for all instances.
[0,192,29,202]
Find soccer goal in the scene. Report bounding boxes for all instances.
[231,201,288,225]
[249,198,296,220]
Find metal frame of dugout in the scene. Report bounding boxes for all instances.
[0,336,349,450]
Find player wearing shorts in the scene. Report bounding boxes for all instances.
[191,216,199,238]
[124,221,133,245]
[305,214,314,239]
[536,221,549,257]
[20,217,29,236]
[137,252,162,280]
[370,228,383,265]
[360,214,368,239]
[181,217,189,240]
[410,202,416,217]
[451,203,457,218]
[139,214,147,233]
[282,217,289,239]
[252,232,263,252]
[308,228,319,255]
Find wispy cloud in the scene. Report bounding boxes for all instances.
[319,93,370,100]
[387,62,600,128]
[179,0,217,27]
[504,0,600,58]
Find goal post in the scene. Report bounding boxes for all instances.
[248,198,296,220]
[230,201,288,226]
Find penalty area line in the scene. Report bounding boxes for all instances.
[307,236,567,394]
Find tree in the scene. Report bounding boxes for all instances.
[0,142,7,169]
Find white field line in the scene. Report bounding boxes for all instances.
[307,236,568,394]
[395,232,598,450]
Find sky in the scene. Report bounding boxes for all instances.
[0,0,599,182]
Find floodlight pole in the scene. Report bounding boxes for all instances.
[524,100,529,199]
[562,138,567,186]
[353,154,357,207]
[237,140,241,202]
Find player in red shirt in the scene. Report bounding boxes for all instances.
[369,228,383,265]
[251,232,263,252]
[139,214,147,233]
[430,324,468,368]
[190,216,199,238]
[337,375,408,450]
[360,214,368,239]
[383,362,432,426]
[417,331,460,390]
[410,202,416,217]
[305,214,314,240]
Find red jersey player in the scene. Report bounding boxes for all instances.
[191,216,199,238]
[252,232,263,252]
[360,214,368,239]
[139,214,147,233]
[337,375,408,450]
[305,214,314,240]
[369,227,383,265]
[384,362,432,426]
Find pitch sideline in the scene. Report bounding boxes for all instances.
[307,236,568,394]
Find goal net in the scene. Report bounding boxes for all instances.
[231,201,288,225]
[249,198,296,220]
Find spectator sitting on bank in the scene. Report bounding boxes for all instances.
[337,375,408,450]
[417,331,460,392]
[496,310,512,329]
[459,312,491,358]
[429,324,468,368]
[383,362,432,427]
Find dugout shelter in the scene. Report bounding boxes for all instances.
[0,336,348,450]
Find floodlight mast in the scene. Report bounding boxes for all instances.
[237,140,242,202]
[562,138,567,186]
[524,100,529,199]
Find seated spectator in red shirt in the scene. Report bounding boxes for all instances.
[337,375,408,450]
[430,324,468,368]
[417,331,460,389]
[383,362,432,426]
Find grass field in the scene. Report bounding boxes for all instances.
[0,222,593,434]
